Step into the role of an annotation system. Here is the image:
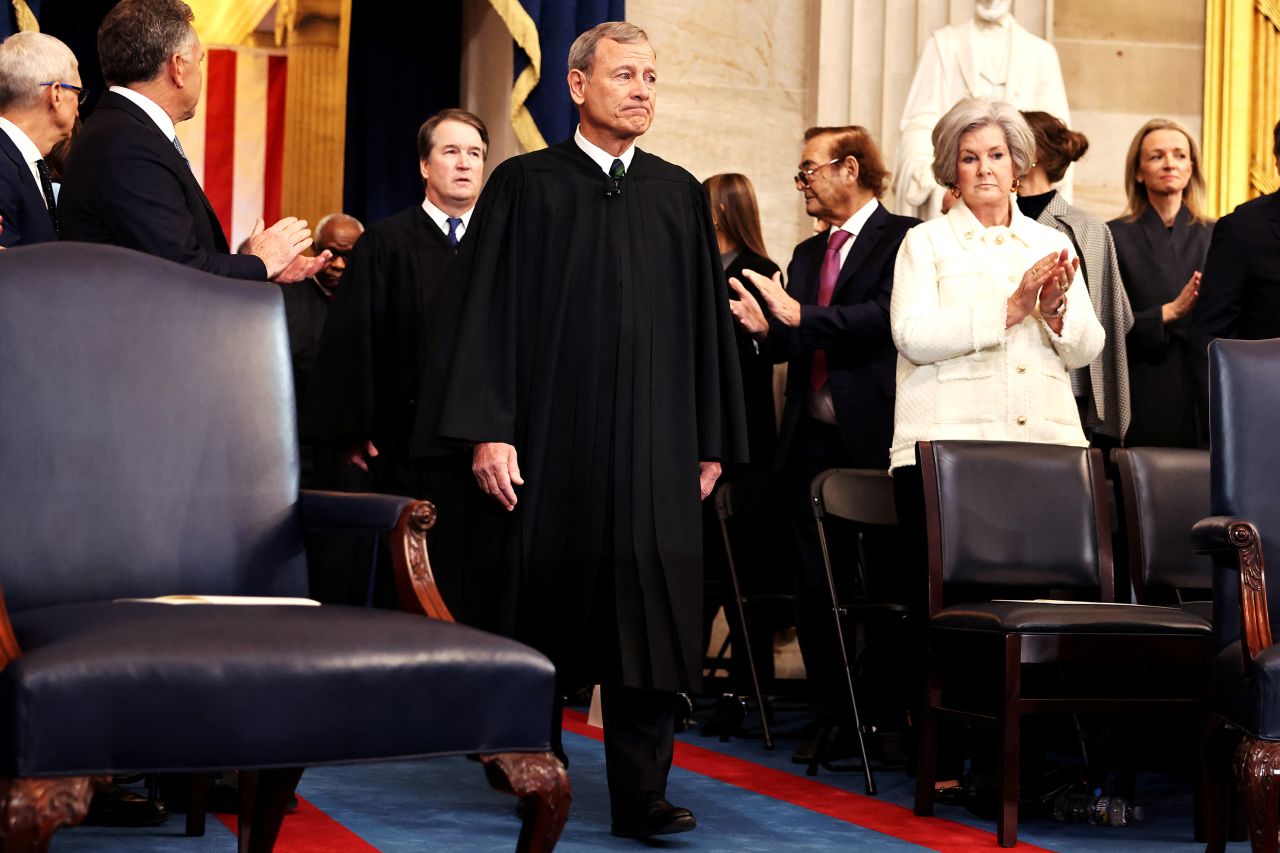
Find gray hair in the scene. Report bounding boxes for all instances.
[0,32,78,112]
[931,97,1036,188]
[567,21,651,74]
[314,213,364,243]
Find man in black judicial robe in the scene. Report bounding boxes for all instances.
[310,109,503,622]
[435,23,746,839]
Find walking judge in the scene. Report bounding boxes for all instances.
[436,21,746,840]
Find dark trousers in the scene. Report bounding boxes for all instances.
[787,415,855,721]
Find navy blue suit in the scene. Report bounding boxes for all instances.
[770,202,917,471]
[59,91,266,279]
[767,201,917,725]
[0,129,57,247]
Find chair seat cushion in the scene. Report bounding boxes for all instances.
[933,601,1213,634]
[0,602,556,777]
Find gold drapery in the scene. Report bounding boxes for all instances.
[1204,0,1280,216]
[485,0,547,152]
[12,0,38,31]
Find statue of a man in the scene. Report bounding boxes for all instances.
[891,0,1071,219]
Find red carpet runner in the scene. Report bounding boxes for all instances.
[216,797,378,852]
[563,709,1056,853]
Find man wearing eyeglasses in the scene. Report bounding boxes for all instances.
[0,32,81,247]
[728,126,918,763]
[58,0,326,282]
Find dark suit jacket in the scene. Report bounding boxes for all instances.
[59,91,266,279]
[1108,204,1212,448]
[1190,191,1280,434]
[770,203,918,470]
[724,247,781,468]
[0,129,57,247]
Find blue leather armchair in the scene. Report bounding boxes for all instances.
[0,243,569,851]
[1194,338,1280,853]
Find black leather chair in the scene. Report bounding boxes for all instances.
[808,468,908,791]
[1113,447,1213,621]
[913,440,1213,848]
[1193,338,1280,853]
[0,244,569,852]
[710,472,798,750]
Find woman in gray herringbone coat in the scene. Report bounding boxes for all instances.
[1017,111,1134,445]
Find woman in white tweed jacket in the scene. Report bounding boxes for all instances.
[888,99,1105,472]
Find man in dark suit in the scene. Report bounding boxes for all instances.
[1192,120,1280,426]
[730,125,918,758]
[0,32,80,247]
[59,0,323,282]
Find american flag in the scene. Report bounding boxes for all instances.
[174,46,287,252]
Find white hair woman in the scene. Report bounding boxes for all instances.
[886,96,1106,799]
[889,97,1105,474]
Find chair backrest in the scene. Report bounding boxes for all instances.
[810,468,897,527]
[1113,447,1212,602]
[1207,338,1280,653]
[0,243,309,613]
[918,440,1111,613]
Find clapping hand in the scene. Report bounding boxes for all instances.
[727,275,770,337]
[1162,271,1200,324]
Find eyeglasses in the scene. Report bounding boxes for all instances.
[39,82,88,106]
[794,158,842,188]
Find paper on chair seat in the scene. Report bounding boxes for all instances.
[114,595,322,606]
[992,599,1177,608]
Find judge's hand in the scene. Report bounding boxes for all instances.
[1007,250,1068,327]
[1162,271,1201,324]
[241,217,313,279]
[699,461,721,501]
[474,441,524,511]
[742,269,800,328]
[346,440,378,473]
[273,250,333,284]
[727,276,769,338]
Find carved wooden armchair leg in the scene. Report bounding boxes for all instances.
[1236,737,1280,853]
[0,776,108,852]
[480,752,571,852]
[237,767,304,853]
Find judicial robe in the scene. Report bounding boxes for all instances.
[436,139,748,692]
[312,205,502,626]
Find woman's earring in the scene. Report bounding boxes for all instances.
[949,185,961,199]
[1011,177,1021,192]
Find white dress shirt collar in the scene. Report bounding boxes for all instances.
[574,125,636,177]
[828,196,880,265]
[421,197,474,241]
[110,86,178,143]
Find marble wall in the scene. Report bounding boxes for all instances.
[460,0,1206,239]
[1054,1,1206,219]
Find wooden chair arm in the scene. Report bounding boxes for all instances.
[1193,516,1272,660]
[0,584,19,667]
[388,500,455,622]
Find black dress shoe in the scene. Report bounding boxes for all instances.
[610,791,696,838]
[82,783,169,827]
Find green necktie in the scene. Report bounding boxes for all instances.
[609,158,626,180]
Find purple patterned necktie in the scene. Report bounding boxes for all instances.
[810,228,851,392]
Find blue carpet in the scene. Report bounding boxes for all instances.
[51,714,1251,852]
